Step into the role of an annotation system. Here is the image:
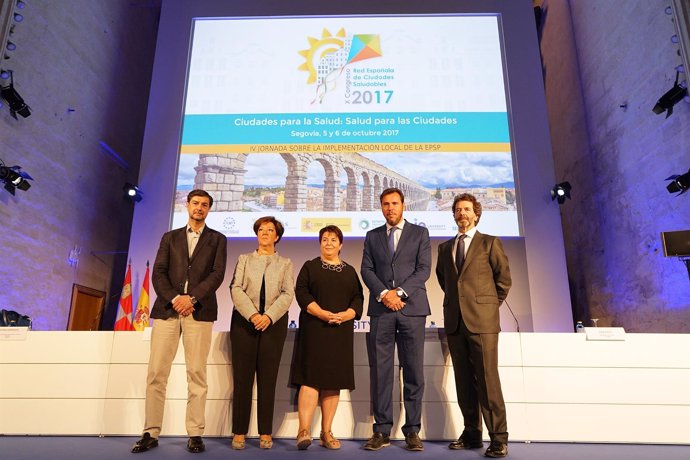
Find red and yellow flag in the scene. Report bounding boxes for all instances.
[133,261,150,331]
[114,262,134,331]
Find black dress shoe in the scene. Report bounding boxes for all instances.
[131,432,158,453]
[404,432,424,451]
[187,436,205,453]
[363,432,390,450]
[484,440,508,458]
[449,435,483,450]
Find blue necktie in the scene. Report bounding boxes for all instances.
[455,234,467,274]
[388,227,398,255]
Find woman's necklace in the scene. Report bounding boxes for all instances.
[320,258,345,272]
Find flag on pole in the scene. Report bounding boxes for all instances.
[114,261,134,331]
[133,261,150,331]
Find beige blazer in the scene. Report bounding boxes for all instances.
[230,251,294,324]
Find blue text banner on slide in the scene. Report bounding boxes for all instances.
[173,14,519,237]
[181,112,510,152]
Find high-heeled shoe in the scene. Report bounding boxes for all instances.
[231,435,246,450]
[260,435,273,449]
[320,431,341,450]
[296,429,312,450]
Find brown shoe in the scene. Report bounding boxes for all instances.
[320,431,341,450]
[296,429,312,450]
[449,435,483,450]
[363,432,390,451]
[405,432,424,451]
[485,440,508,458]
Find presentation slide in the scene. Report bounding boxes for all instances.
[172,14,519,237]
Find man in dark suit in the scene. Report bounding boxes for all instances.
[132,189,227,454]
[361,187,431,452]
[435,193,511,458]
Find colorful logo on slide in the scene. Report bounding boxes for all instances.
[298,28,382,103]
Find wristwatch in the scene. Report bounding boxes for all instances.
[189,296,198,305]
[396,288,404,298]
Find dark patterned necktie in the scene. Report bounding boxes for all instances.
[455,234,467,273]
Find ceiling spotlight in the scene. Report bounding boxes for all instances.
[0,159,33,195]
[6,42,16,51]
[666,169,690,195]
[0,70,31,118]
[16,1,26,9]
[123,183,143,203]
[550,181,572,204]
[653,71,688,118]
[14,13,23,22]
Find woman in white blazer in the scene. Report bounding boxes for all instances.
[229,216,294,450]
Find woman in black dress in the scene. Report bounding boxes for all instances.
[291,225,363,450]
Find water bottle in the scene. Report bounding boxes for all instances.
[575,321,585,333]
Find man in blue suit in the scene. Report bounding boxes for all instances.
[361,187,431,452]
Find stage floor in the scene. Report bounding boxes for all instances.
[0,437,688,460]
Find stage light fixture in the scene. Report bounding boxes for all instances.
[666,169,690,195]
[0,70,31,118]
[653,71,688,118]
[6,41,16,51]
[550,181,572,205]
[123,183,143,203]
[0,159,33,195]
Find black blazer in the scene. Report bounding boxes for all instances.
[436,231,511,334]
[151,226,227,322]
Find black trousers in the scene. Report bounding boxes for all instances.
[446,320,508,444]
[230,309,288,435]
